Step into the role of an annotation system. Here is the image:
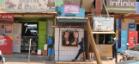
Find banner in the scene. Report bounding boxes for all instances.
[64,4,80,13]
[106,0,136,13]
[128,31,138,48]
[3,0,55,12]
[93,17,114,32]
[0,13,13,22]
[64,0,80,14]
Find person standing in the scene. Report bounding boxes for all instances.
[72,38,86,61]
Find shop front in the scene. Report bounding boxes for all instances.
[0,0,56,55]
[92,16,115,58]
[105,0,136,53]
[12,13,56,55]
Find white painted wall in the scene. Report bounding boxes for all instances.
[55,28,84,61]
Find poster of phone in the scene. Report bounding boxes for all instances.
[128,31,138,48]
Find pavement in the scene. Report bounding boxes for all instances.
[3,54,55,64]
[2,53,124,64]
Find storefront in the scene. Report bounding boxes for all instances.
[105,0,136,53]
[92,16,115,57]
[12,13,56,55]
[55,17,86,61]
[0,0,56,55]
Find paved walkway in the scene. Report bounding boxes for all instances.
[3,54,55,64]
[3,54,124,64]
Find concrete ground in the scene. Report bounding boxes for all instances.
[3,54,55,64]
[3,54,124,64]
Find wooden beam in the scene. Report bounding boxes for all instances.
[86,15,102,64]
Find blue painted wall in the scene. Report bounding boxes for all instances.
[117,30,128,53]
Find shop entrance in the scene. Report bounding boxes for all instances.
[21,22,38,54]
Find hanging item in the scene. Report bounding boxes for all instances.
[93,16,114,33]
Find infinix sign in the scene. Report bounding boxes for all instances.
[106,0,136,13]
[109,0,135,7]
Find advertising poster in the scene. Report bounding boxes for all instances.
[93,17,114,32]
[5,24,12,33]
[128,31,138,48]
[62,31,78,46]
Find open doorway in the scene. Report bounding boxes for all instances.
[21,22,38,54]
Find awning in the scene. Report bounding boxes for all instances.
[56,16,87,23]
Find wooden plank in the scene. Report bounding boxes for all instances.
[97,45,112,57]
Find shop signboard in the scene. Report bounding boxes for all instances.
[93,17,114,32]
[64,4,80,14]
[0,13,13,22]
[64,0,80,14]
[106,0,136,13]
[128,31,138,49]
[57,6,85,17]
[2,0,55,13]
[128,23,136,31]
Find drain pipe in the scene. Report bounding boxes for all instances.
[28,38,32,63]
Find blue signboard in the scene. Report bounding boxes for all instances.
[128,23,136,30]
[117,30,128,53]
[56,6,85,17]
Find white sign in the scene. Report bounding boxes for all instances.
[4,0,55,12]
[93,17,114,32]
[106,0,136,13]
[107,0,135,7]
